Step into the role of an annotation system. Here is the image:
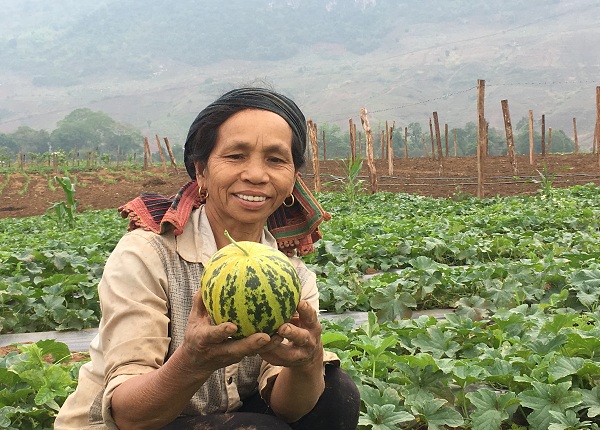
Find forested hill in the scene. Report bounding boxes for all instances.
[2,0,551,81]
[1,0,600,146]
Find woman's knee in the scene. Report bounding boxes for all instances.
[292,365,360,430]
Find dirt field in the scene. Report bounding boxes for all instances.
[2,153,600,219]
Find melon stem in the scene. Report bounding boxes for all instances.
[224,230,250,256]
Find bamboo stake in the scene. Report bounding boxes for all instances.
[163,137,179,173]
[322,129,327,161]
[501,99,518,175]
[380,130,385,161]
[477,79,486,198]
[155,134,167,173]
[528,110,535,166]
[548,128,553,154]
[360,107,378,193]
[307,119,320,192]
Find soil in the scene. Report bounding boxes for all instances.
[2,153,600,219]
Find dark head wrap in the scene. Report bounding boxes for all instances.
[183,87,307,179]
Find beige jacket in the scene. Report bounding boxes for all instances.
[54,206,328,429]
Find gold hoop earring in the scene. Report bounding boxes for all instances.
[283,194,295,207]
[199,187,209,200]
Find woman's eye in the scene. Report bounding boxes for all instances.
[226,154,244,159]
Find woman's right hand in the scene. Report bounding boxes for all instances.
[179,290,282,376]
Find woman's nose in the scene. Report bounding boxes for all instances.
[241,157,268,183]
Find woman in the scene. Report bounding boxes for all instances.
[55,87,360,429]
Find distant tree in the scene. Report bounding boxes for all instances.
[0,133,19,156]
[8,126,51,154]
[454,122,477,156]
[50,108,142,156]
[547,129,575,153]
[318,123,346,159]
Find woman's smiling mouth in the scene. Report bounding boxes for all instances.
[235,193,267,202]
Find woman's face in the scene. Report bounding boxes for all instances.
[196,109,297,238]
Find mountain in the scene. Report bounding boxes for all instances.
[1,0,599,149]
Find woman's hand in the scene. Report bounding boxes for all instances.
[180,291,282,377]
[260,300,324,368]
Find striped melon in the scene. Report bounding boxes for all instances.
[201,231,302,339]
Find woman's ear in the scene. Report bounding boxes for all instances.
[194,161,206,181]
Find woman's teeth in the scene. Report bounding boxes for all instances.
[237,194,266,202]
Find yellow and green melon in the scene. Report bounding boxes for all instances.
[201,231,302,339]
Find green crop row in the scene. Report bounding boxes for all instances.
[3,183,600,428]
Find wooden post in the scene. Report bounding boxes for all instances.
[360,107,378,193]
[453,129,457,157]
[541,114,546,156]
[528,110,535,165]
[155,134,167,173]
[477,79,486,198]
[322,130,327,161]
[421,134,429,158]
[403,126,408,159]
[596,87,600,163]
[444,123,449,157]
[433,112,443,172]
[163,137,179,173]
[573,118,579,154]
[501,99,518,175]
[428,117,435,160]
[307,120,320,192]
[349,119,356,163]
[143,136,153,168]
[387,121,394,175]
[548,128,552,154]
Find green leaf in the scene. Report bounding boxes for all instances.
[358,404,414,430]
[518,381,582,430]
[547,355,585,383]
[411,327,461,359]
[467,389,520,430]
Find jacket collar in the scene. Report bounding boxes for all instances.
[175,206,278,264]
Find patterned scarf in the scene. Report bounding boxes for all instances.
[118,176,330,257]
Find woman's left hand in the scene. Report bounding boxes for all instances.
[259,300,323,368]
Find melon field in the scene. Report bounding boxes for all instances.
[2,157,600,429]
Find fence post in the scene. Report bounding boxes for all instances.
[360,107,378,193]
[501,99,518,175]
[307,119,320,193]
[528,110,535,166]
[387,121,394,175]
[349,119,356,163]
[477,79,486,198]
[163,137,179,173]
[155,134,167,173]
[573,118,579,154]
